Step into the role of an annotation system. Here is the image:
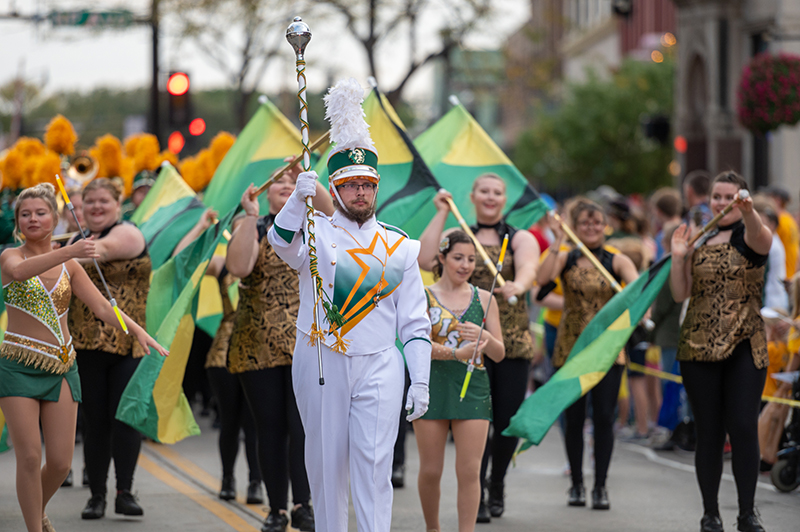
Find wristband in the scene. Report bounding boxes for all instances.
[451,346,457,360]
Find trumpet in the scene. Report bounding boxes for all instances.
[67,152,98,184]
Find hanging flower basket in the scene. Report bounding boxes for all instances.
[738,53,800,134]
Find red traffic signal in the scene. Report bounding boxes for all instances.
[167,72,190,96]
[188,118,206,136]
[168,131,185,154]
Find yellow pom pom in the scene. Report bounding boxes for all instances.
[209,132,235,167]
[44,115,78,156]
[90,134,123,178]
[179,157,201,191]
[119,157,136,197]
[155,150,178,168]
[14,137,47,158]
[0,149,24,190]
[133,134,160,173]
[35,150,62,186]
[123,134,141,158]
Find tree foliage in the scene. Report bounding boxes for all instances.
[513,58,675,196]
[316,0,493,105]
[163,0,297,129]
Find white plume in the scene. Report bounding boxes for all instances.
[324,78,374,152]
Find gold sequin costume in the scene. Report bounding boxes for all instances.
[227,217,299,374]
[1,264,75,373]
[205,272,237,369]
[678,222,768,368]
[552,246,622,369]
[469,237,535,361]
[69,224,151,358]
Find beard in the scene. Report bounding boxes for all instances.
[333,198,375,224]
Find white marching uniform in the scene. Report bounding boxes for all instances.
[268,192,431,532]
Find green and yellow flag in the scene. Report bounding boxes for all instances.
[130,163,197,227]
[316,87,440,238]
[504,256,671,449]
[116,209,236,444]
[414,102,548,233]
[203,97,304,216]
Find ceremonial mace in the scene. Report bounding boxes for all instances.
[287,16,324,385]
[442,192,519,306]
[460,234,509,401]
[54,174,128,334]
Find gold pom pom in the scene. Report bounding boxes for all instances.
[123,134,141,158]
[14,137,47,158]
[155,150,178,168]
[90,134,123,178]
[209,132,235,167]
[44,115,78,156]
[0,149,25,190]
[133,134,160,173]
[35,150,62,187]
[119,157,136,197]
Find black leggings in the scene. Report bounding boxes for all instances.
[564,364,623,489]
[681,341,766,515]
[480,357,531,492]
[206,367,260,482]
[77,350,142,496]
[238,366,310,510]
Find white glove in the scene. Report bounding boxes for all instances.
[405,382,429,422]
[295,171,318,199]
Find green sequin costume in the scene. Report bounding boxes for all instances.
[422,285,491,421]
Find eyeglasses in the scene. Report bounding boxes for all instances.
[337,182,377,193]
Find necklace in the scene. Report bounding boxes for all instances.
[333,223,391,307]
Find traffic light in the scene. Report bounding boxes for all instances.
[642,115,670,145]
[167,71,191,128]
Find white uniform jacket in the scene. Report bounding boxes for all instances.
[267,197,432,360]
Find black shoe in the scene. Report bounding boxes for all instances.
[591,486,610,510]
[81,494,106,520]
[219,476,236,501]
[737,509,765,532]
[261,511,289,532]
[476,501,491,523]
[246,480,263,504]
[82,468,90,487]
[391,464,405,488]
[700,513,724,532]
[115,490,144,516]
[488,481,504,517]
[567,484,586,507]
[61,469,73,487]
[291,504,315,532]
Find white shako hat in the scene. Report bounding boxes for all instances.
[324,78,379,188]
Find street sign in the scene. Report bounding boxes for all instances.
[48,10,134,28]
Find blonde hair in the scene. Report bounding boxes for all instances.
[471,173,506,193]
[14,183,59,242]
[82,177,124,202]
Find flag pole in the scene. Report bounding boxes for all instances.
[287,16,325,385]
[459,233,508,402]
[54,174,129,334]
[249,131,330,200]
[442,193,518,306]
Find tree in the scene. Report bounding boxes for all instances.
[164,0,297,130]
[513,58,675,196]
[317,0,493,106]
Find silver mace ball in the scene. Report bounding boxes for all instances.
[286,16,311,58]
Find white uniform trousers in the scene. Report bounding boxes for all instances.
[292,338,404,532]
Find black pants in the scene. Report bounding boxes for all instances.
[206,367,260,482]
[564,364,623,489]
[183,329,213,410]
[238,366,310,510]
[480,357,530,494]
[77,350,142,497]
[681,341,766,515]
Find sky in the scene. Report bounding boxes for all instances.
[1,0,531,104]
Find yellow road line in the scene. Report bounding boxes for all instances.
[145,441,268,518]
[138,454,259,532]
[627,362,800,407]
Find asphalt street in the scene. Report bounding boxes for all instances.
[1,411,799,531]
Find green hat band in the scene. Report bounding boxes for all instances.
[328,148,378,178]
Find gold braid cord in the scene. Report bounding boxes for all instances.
[295,59,345,350]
